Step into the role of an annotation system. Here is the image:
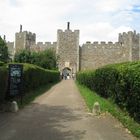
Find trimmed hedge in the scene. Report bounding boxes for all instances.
[76,61,140,122]
[0,63,60,103]
[0,61,5,66]
[22,63,60,93]
[0,66,8,102]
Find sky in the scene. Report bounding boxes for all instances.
[0,0,140,44]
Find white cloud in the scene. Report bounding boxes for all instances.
[108,26,133,41]
[94,0,140,12]
[80,22,114,42]
[0,0,140,44]
[79,23,133,44]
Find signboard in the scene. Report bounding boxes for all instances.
[8,64,23,96]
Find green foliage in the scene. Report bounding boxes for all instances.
[18,63,60,93]
[0,63,60,103]
[0,61,5,66]
[76,82,140,138]
[14,50,32,63]
[76,61,140,122]
[0,66,8,102]
[33,49,57,70]
[14,49,57,70]
[0,36,9,63]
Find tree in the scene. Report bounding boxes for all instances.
[36,49,57,70]
[14,49,31,63]
[14,49,58,70]
[0,36,9,63]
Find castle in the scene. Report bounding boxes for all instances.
[6,23,140,76]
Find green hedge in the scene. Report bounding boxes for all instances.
[0,66,8,102]
[76,61,140,122]
[23,63,60,93]
[0,63,60,103]
[0,61,5,66]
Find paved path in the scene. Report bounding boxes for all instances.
[0,80,137,140]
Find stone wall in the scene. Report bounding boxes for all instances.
[15,28,56,53]
[6,41,14,59]
[119,31,140,61]
[6,25,140,72]
[56,29,79,74]
[30,42,57,52]
[80,31,140,70]
[80,41,129,70]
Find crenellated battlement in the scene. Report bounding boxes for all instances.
[57,29,79,34]
[24,31,36,36]
[83,41,121,45]
[7,41,14,44]
[119,31,140,44]
[16,31,36,37]
[30,41,57,52]
[82,41,122,49]
[36,42,57,45]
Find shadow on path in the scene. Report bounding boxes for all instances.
[0,103,86,140]
[0,80,137,140]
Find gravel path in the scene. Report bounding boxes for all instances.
[0,80,137,140]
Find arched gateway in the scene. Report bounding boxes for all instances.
[62,67,71,79]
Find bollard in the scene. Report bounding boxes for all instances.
[10,101,19,113]
[92,101,101,115]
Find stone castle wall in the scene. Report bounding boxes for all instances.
[6,24,140,72]
[80,31,140,70]
[30,42,57,52]
[80,41,129,70]
[56,29,79,74]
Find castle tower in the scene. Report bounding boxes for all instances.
[56,22,80,76]
[119,31,140,61]
[15,25,36,52]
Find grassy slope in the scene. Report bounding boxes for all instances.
[76,81,140,138]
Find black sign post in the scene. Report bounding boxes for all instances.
[7,64,23,104]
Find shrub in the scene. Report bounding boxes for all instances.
[76,61,140,122]
[0,66,8,102]
[0,63,60,103]
[0,61,4,66]
[14,49,58,70]
[22,63,60,93]
[0,36,9,62]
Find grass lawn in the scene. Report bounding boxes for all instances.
[76,81,140,139]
